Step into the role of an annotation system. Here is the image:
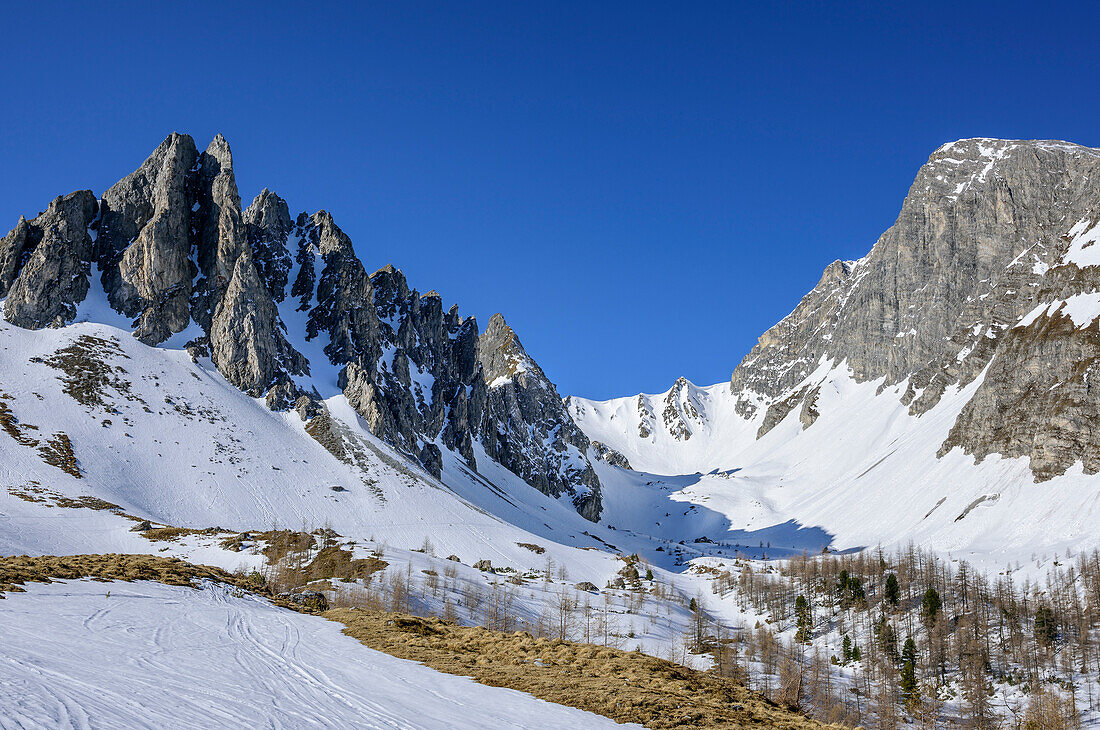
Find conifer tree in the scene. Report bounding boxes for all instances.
[885,573,900,607]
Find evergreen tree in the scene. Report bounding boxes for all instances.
[795,594,813,643]
[885,573,900,607]
[841,634,852,663]
[847,575,865,605]
[1034,604,1058,646]
[900,637,919,707]
[875,614,898,661]
[921,586,941,629]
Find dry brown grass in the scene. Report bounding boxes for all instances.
[516,541,546,554]
[326,609,832,729]
[37,433,82,478]
[139,527,211,542]
[0,395,40,446]
[306,546,387,582]
[0,554,248,595]
[8,484,119,511]
[29,335,140,409]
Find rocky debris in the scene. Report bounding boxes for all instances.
[446,555,461,562]
[2,191,100,328]
[473,559,494,572]
[279,590,329,612]
[574,581,599,592]
[129,520,153,532]
[1,132,603,521]
[591,441,632,470]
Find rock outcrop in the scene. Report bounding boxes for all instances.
[99,132,198,344]
[0,133,603,518]
[1,191,99,328]
[478,314,602,520]
[728,138,1100,479]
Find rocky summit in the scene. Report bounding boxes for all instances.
[730,138,1100,480]
[0,133,603,520]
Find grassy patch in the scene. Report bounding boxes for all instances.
[327,609,830,729]
[0,554,261,598]
[37,433,81,478]
[140,527,210,542]
[516,542,546,554]
[305,546,387,582]
[7,484,118,511]
[0,395,40,446]
[30,335,143,410]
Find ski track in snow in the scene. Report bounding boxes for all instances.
[0,579,634,730]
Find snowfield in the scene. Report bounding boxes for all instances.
[571,358,1100,573]
[0,579,636,730]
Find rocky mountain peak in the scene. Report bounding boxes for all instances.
[661,377,705,441]
[727,137,1100,479]
[478,313,534,387]
[0,133,604,520]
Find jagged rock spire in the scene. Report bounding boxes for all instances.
[0,132,605,520]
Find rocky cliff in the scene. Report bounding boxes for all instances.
[731,138,1100,480]
[0,133,602,519]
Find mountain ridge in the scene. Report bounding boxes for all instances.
[0,132,603,521]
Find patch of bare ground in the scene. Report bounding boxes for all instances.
[0,554,259,599]
[7,483,115,510]
[326,609,832,729]
[139,526,212,542]
[37,433,81,478]
[30,335,144,410]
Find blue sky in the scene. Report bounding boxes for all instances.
[3,2,1099,399]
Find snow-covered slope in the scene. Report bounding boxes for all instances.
[0,315,631,577]
[0,579,632,729]
[571,139,1100,566]
[572,362,1100,565]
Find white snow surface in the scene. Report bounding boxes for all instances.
[0,579,633,730]
[570,360,1100,570]
[1064,216,1100,268]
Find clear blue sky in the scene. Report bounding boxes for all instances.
[3,2,1098,399]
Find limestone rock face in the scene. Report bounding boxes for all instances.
[0,132,604,520]
[100,132,199,344]
[244,189,293,301]
[727,138,1100,480]
[478,314,602,521]
[591,441,632,470]
[209,247,308,397]
[192,134,248,332]
[2,191,99,328]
